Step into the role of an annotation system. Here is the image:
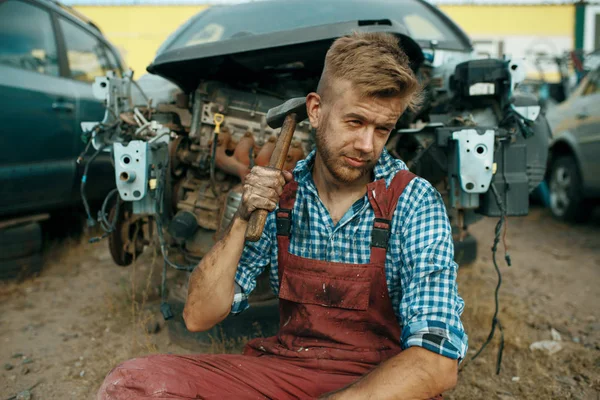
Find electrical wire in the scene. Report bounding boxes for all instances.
[89,188,122,244]
[154,151,195,272]
[153,152,194,320]
[81,145,107,227]
[99,188,121,232]
[460,184,508,375]
[460,137,512,375]
[77,140,93,165]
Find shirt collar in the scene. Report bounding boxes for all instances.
[293,148,401,184]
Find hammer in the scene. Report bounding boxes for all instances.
[245,97,308,242]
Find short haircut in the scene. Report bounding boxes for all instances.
[317,32,422,111]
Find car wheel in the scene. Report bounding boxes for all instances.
[0,253,44,281]
[548,156,591,222]
[0,222,42,260]
[108,202,144,266]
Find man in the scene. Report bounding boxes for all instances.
[99,32,467,400]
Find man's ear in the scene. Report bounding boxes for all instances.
[305,92,321,130]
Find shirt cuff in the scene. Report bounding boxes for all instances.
[401,320,468,361]
[230,281,249,314]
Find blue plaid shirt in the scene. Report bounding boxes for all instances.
[233,149,468,360]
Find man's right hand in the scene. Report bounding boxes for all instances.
[237,166,294,221]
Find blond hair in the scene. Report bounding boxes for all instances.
[318,32,421,111]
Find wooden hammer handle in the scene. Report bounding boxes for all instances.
[245,113,297,242]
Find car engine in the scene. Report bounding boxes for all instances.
[82,77,314,268]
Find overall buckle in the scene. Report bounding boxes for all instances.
[276,208,292,236]
[371,218,391,249]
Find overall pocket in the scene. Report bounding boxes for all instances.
[278,269,371,311]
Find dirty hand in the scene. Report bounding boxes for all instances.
[237,166,293,221]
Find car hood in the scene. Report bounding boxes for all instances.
[147,19,424,94]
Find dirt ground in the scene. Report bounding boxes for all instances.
[1,206,599,399]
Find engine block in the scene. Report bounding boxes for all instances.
[168,83,314,259]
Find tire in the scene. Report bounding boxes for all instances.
[0,253,44,281]
[548,155,591,223]
[0,222,42,260]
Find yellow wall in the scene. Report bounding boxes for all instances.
[75,4,574,80]
[74,5,207,76]
[438,5,573,36]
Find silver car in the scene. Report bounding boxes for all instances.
[547,66,600,222]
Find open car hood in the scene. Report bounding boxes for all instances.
[147,19,424,94]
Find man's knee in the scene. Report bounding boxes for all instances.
[98,354,173,400]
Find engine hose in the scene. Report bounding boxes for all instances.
[210,130,218,196]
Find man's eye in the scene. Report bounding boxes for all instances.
[348,120,361,126]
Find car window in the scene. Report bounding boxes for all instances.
[582,71,600,96]
[165,0,464,53]
[0,0,59,76]
[403,14,445,41]
[59,17,118,83]
[104,47,123,77]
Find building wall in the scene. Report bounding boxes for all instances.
[441,5,574,81]
[74,5,206,75]
[440,5,573,36]
[75,4,574,81]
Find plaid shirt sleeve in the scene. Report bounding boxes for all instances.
[398,180,468,360]
[230,212,275,314]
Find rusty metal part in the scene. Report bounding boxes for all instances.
[119,112,138,126]
[108,203,149,266]
[169,136,189,177]
[283,141,305,171]
[210,130,231,149]
[218,127,238,152]
[157,104,192,129]
[176,92,189,109]
[177,179,232,231]
[455,209,468,241]
[255,136,277,167]
[172,178,186,211]
[215,141,251,181]
[233,131,255,167]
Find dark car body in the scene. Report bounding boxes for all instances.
[0,0,123,218]
[135,0,474,107]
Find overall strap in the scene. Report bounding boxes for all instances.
[276,180,299,237]
[367,170,417,263]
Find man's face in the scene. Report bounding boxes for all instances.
[306,79,408,184]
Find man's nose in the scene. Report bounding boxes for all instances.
[354,127,374,154]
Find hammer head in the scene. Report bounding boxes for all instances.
[266,97,308,129]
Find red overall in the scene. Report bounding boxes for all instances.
[98,170,442,399]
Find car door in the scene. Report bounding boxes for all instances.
[572,69,600,192]
[56,16,122,201]
[0,0,79,215]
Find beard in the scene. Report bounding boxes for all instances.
[314,123,378,184]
